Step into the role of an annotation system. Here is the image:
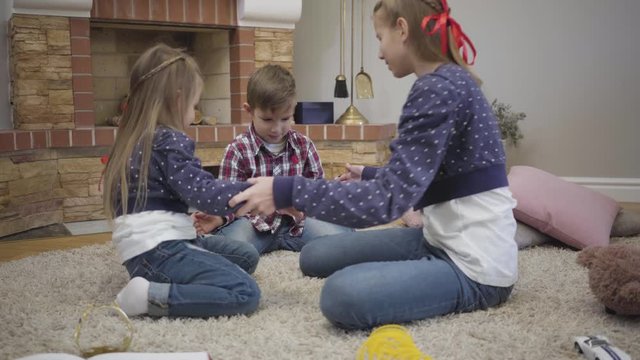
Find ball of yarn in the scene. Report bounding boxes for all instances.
[356,324,432,360]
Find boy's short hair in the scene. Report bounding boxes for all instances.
[247,64,296,111]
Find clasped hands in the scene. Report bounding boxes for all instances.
[227,163,364,218]
[194,164,363,235]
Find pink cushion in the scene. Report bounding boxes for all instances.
[508,166,620,249]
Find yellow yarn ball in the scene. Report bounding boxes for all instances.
[356,325,432,360]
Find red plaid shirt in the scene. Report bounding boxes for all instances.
[219,125,323,236]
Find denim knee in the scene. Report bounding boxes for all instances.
[236,277,261,315]
[243,245,260,274]
[299,242,331,278]
[319,272,372,329]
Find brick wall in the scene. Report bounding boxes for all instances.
[91,0,237,25]
[255,29,293,71]
[10,16,74,130]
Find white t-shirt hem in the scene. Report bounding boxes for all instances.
[112,211,197,263]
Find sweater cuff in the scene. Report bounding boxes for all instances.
[273,176,294,209]
[362,166,378,180]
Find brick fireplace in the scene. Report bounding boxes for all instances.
[0,0,397,238]
[10,0,270,129]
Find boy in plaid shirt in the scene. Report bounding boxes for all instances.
[193,65,352,254]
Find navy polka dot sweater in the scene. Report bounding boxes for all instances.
[117,126,249,216]
[273,64,508,228]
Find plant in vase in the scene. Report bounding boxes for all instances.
[491,99,526,147]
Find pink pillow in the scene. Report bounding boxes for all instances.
[508,166,620,249]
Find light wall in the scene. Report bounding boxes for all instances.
[294,0,640,181]
[0,1,11,129]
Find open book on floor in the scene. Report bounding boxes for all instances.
[15,352,211,360]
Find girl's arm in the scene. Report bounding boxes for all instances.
[158,130,249,216]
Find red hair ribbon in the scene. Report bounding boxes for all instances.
[420,0,476,65]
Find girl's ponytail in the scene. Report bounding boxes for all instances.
[419,0,476,65]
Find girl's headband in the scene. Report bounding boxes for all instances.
[131,55,185,91]
[420,0,476,65]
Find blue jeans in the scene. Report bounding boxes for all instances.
[124,235,260,317]
[299,227,513,329]
[216,216,354,254]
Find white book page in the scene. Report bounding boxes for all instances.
[91,352,210,360]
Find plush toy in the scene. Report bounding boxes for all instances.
[576,243,640,315]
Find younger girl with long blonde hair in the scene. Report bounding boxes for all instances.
[103,43,260,318]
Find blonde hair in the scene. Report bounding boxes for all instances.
[373,0,480,83]
[103,43,203,219]
[246,64,296,111]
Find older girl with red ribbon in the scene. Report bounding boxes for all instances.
[229,0,517,329]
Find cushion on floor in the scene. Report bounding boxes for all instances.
[508,166,620,249]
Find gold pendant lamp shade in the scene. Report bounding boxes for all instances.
[335,0,372,125]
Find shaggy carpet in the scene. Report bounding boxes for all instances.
[1,238,639,360]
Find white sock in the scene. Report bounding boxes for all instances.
[116,277,150,316]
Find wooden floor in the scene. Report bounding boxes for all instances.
[622,202,640,213]
[1,203,639,263]
[0,232,111,262]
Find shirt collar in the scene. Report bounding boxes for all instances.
[247,124,297,156]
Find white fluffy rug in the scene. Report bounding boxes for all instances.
[1,238,639,360]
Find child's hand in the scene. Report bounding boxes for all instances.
[230,177,276,217]
[336,163,364,182]
[401,209,424,228]
[278,207,304,222]
[191,211,224,236]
